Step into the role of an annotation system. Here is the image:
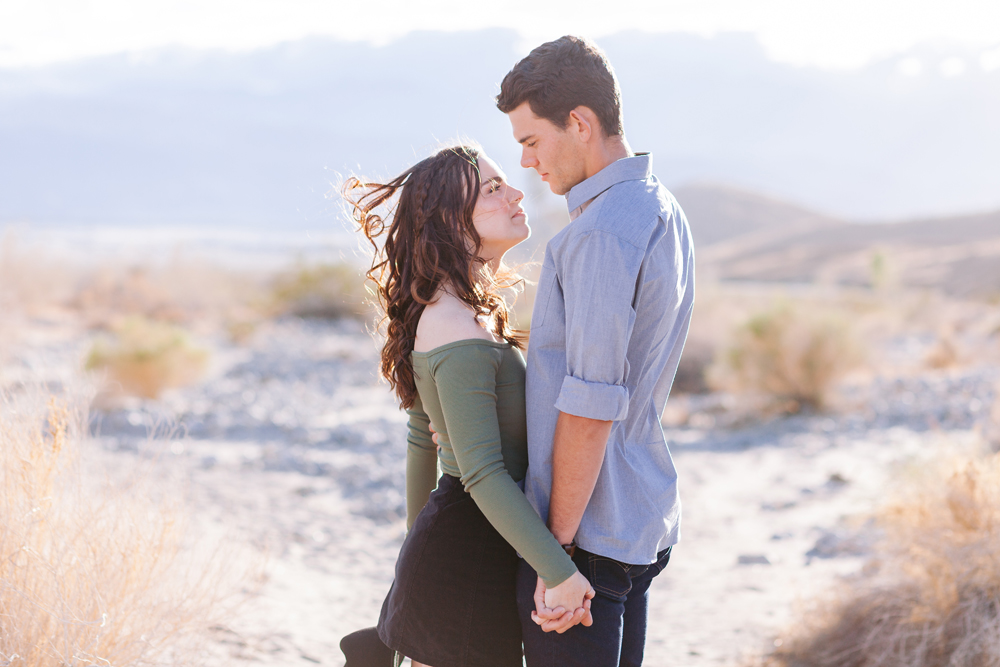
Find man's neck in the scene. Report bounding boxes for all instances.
[584,135,633,180]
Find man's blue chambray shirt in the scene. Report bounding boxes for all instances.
[524,153,695,565]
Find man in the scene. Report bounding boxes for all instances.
[496,35,695,666]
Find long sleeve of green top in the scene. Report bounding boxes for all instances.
[407,340,578,588]
[404,395,439,531]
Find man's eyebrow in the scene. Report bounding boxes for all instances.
[516,134,534,145]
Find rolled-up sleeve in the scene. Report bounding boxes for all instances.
[556,229,643,422]
[555,375,629,420]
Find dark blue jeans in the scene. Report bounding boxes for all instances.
[517,545,672,667]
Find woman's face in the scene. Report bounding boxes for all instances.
[471,155,530,264]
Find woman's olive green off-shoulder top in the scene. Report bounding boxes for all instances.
[404,339,577,587]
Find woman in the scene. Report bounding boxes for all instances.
[340,145,594,667]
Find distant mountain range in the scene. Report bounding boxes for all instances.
[672,183,841,247]
[677,184,1000,298]
[2,29,999,231]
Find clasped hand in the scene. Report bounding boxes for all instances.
[532,570,596,633]
[429,425,596,633]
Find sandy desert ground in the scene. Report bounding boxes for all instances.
[4,299,997,667]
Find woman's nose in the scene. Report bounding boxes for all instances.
[508,186,524,204]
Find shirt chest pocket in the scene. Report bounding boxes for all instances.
[530,264,561,331]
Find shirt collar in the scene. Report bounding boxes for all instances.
[565,153,653,217]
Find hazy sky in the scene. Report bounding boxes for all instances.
[2,0,999,70]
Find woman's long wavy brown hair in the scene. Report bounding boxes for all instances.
[344,145,525,409]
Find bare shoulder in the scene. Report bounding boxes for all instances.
[414,292,496,352]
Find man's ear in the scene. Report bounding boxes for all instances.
[567,107,594,144]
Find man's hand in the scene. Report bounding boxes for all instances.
[531,572,595,633]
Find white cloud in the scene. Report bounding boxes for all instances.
[982,47,1000,71]
[939,56,967,76]
[897,57,922,76]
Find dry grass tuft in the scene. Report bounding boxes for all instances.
[0,234,268,336]
[709,302,863,411]
[761,453,1000,667]
[987,388,1000,452]
[85,317,209,399]
[68,259,267,333]
[267,260,368,319]
[0,389,237,666]
[0,232,76,319]
[671,282,745,395]
[925,333,960,369]
[70,266,186,327]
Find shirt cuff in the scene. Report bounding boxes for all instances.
[554,376,629,421]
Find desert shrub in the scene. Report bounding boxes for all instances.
[0,232,75,318]
[925,333,960,369]
[71,266,183,326]
[710,302,862,411]
[85,317,209,399]
[268,260,367,319]
[673,337,715,394]
[0,391,232,666]
[69,260,269,331]
[761,453,1000,667]
[1,233,268,334]
[670,281,759,396]
[988,387,1000,452]
[868,249,899,292]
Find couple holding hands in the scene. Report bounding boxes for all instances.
[341,35,695,667]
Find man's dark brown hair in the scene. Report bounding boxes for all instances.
[496,35,624,137]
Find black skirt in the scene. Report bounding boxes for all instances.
[377,474,522,667]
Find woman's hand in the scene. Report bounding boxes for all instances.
[531,571,595,633]
[429,422,441,452]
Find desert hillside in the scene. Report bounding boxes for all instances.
[673,184,842,247]
[677,184,1000,298]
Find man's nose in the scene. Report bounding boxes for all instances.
[520,149,536,169]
